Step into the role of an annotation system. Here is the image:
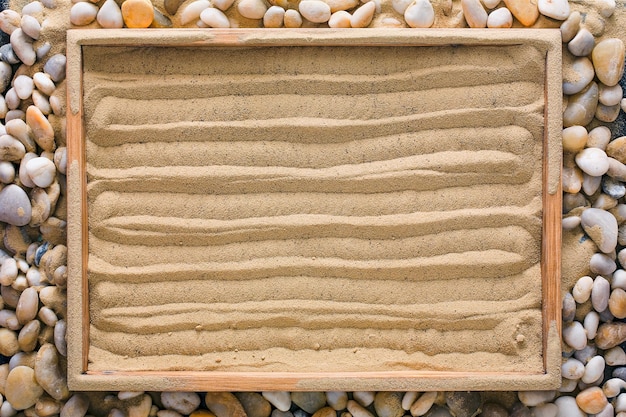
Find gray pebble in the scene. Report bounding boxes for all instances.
[425,405,453,417]
[563,82,599,127]
[53,319,66,357]
[599,307,615,322]
[293,410,309,417]
[568,28,595,57]
[0,60,12,92]
[612,366,626,380]
[445,392,481,417]
[36,41,50,60]
[603,177,626,199]
[292,392,326,415]
[590,253,617,276]
[0,44,19,65]
[0,184,31,226]
[563,292,576,322]
[479,403,508,417]
[575,344,597,363]
[43,54,66,83]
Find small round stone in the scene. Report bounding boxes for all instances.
[576,387,608,414]
[563,320,587,350]
[599,83,623,106]
[70,2,98,25]
[97,0,124,28]
[563,82,598,127]
[328,10,351,27]
[560,11,580,43]
[10,28,36,66]
[180,0,211,24]
[350,1,375,27]
[568,28,595,57]
[562,125,588,152]
[200,7,230,27]
[283,9,302,27]
[576,148,609,177]
[0,184,32,226]
[404,0,435,28]
[238,0,268,19]
[609,287,626,319]
[121,0,154,28]
[20,15,40,40]
[461,0,487,28]
[592,38,626,87]
[5,366,43,410]
[562,56,594,95]
[161,392,201,415]
[588,126,612,150]
[537,0,569,20]
[263,5,285,27]
[0,161,15,183]
[486,7,512,28]
[299,0,331,22]
[43,54,66,83]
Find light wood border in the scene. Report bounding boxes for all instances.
[66,28,562,392]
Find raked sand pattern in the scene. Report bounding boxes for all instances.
[83,43,546,373]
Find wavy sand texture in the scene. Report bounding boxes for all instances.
[82,42,546,373]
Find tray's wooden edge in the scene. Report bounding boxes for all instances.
[66,28,563,392]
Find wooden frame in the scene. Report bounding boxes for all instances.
[67,28,562,392]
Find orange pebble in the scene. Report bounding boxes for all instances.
[121,0,154,28]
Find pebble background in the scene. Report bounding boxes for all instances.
[0,0,625,416]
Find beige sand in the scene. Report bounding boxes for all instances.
[76,37,551,376]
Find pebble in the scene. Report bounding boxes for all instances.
[158,411,183,417]
[205,393,247,417]
[481,0,500,8]
[283,9,302,27]
[18,319,39,352]
[404,0,435,28]
[562,357,585,379]
[596,103,620,123]
[20,15,40,40]
[582,355,605,383]
[328,10,351,27]
[238,0,268,19]
[0,10,21,35]
[10,29,36,66]
[613,269,626,289]
[97,0,124,28]
[373,392,403,417]
[26,106,55,152]
[596,322,626,349]
[563,292,576,321]
[599,83,623,106]
[576,387,608,414]
[609,287,626,318]
[555,396,586,417]
[234,393,271,417]
[590,252,617,275]
[299,1,331,23]
[16,286,38,325]
[592,38,625,87]
[592,275,611,312]
[562,57,594,96]
[121,0,154,28]
[350,1,375,27]
[608,158,626,182]
[581,208,618,254]
[70,2,98,25]
[160,392,201,415]
[410,392,437,416]
[461,0,487,28]
[263,6,284,27]
[607,346,626,365]
[0,327,19,356]
[347,400,375,417]
[603,176,626,199]
[531,403,557,417]
[502,0,538,26]
[584,310,600,339]
[22,1,44,16]
[576,148,609,177]
[5,87,19,110]
[290,392,326,414]
[353,392,375,407]
[563,320,587,350]
[603,378,626,397]
[0,61,10,94]
[0,184,32,226]
[36,41,51,60]
[200,7,230,27]
[568,28,595,57]
[487,7,512,28]
[213,0,236,11]
[5,365,43,410]
[562,125,588,152]
[0,161,14,183]
[607,137,626,165]
[261,392,291,412]
[43,54,65,84]
[25,156,55,188]
[392,0,412,14]
[563,82,598,127]
[537,0,569,20]
[61,394,89,417]
[445,392,481,417]
[180,0,211,24]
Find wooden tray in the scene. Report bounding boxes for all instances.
[67,28,562,392]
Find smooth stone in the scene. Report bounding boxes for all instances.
[328,10,351,27]
[573,276,594,303]
[530,403,557,417]
[581,203,618,253]
[568,28,595,58]
[445,392,481,417]
[374,392,403,417]
[597,0,615,17]
[20,15,40,40]
[36,41,51,60]
[5,87,19,110]
[576,387,608,414]
[596,103,620,122]
[350,1,375,27]
[596,322,626,348]
[0,161,15,183]
[19,152,38,188]
[613,365,626,377]
[43,54,66,83]
[32,90,51,115]
[25,156,55,189]
[602,176,626,199]
[10,29,36,66]
[562,125,588,152]
[607,137,626,164]
[563,56,594,95]
[121,0,154,28]
[347,400,375,417]
[205,393,247,417]
[402,392,419,411]
[481,0,500,8]
[22,1,43,16]
[326,392,347,410]
[299,1,331,22]
[60,394,89,417]
[411,392,437,417]
[283,9,302,27]
[563,81,598,127]
[563,292,576,321]
[16,286,38,325]
[323,0,358,12]
[562,216,581,230]
[461,0,487,27]
[537,0,568,20]
[262,392,291,412]
[200,7,230,27]
[235,393,271,417]
[161,392,201,415]
[70,2,98,25]
[563,321,587,350]
[291,392,326,414]
[392,0,412,14]
[608,158,626,182]
[599,83,623,106]
[562,357,584,379]
[0,135,25,162]
[487,7,512,28]
[238,0,268,19]
[576,148,609,177]
[26,106,55,152]
[555,396,585,417]
[34,343,68,400]
[0,327,19,356]
[588,126,612,150]
[609,287,626,318]
[128,394,152,417]
[480,402,509,417]
[18,319,40,352]
[404,0,435,28]
[263,6,285,27]
[311,408,334,417]
[0,61,11,93]
[97,0,124,28]
[0,10,21,35]
[180,0,211,24]
[5,366,43,410]
[614,269,626,289]
[502,0,538,26]
[271,411,294,417]
[582,172,600,196]
[590,253,617,275]
[583,355,606,384]
[353,392,375,407]
[0,185,31,226]
[213,0,236,11]
[53,147,67,174]
[592,38,625,87]
[592,275,611,312]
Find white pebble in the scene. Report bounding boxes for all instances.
[392,0,412,14]
[603,378,626,398]
[32,91,51,115]
[487,7,512,28]
[576,148,610,177]
[328,10,351,27]
[555,396,586,417]
[0,161,14,184]
[200,7,230,27]
[263,6,285,27]
[22,1,44,16]
[13,75,34,100]
[353,392,375,407]
[563,321,587,350]
[404,0,434,28]
[613,270,626,290]
[26,156,56,188]
[401,392,418,411]
[481,0,499,7]
[573,276,594,303]
[560,378,578,393]
[326,391,348,410]
[531,403,558,417]
[262,392,291,412]
[350,1,375,27]
[0,97,7,119]
[5,88,20,110]
[97,0,124,28]
[582,355,605,384]
[238,0,268,19]
[597,0,616,18]
[588,126,612,150]
[538,0,569,20]
[32,72,55,96]
[213,0,236,11]
[283,9,302,27]
[518,391,556,407]
[562,357,585,380]
[599,83,623,106]
[70,1,98,25]
[20,15,40,40]
[299,0,331,23]
[461,0,487,28]
[180,0,211,25]
[592,275,611,312]
[583,311,600,339]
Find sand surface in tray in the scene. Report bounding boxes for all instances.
[82,41,547,373]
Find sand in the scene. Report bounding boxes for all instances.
[68,30,559,385]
